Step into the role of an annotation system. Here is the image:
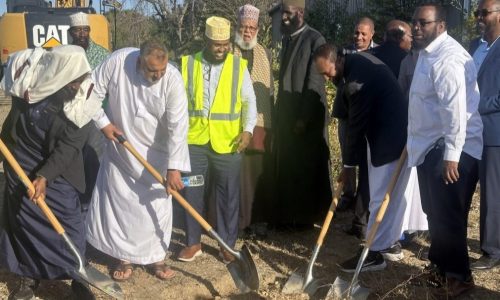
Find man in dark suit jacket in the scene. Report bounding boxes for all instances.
[273,0,331,229]
[315,44,412,272]
[337,17,378,215]
[469,0,500,271]
[0,46,94,299]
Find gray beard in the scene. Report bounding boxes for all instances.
[235,32,258,50]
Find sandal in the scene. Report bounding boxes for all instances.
[112,260,134,282]
[147,262,176,281]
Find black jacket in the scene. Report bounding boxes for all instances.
[1,96,90,193]
[339,52,407,167]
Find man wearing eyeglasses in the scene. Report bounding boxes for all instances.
[232,4,274,238]
[407,3,483,297]
[469,0,500,271]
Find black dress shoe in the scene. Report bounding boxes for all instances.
[471,255,500,270]
[432,276,475,298]
[9,277,39,300]
[71,280,96,300]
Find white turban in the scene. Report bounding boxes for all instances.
[69,12,89,27]
[0,45,102,128]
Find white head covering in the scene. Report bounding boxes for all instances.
[0,45,101,127]
[69,12,89,27]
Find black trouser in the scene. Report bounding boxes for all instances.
[417,140,478,281]
[479,146,500,259]
[351,151,370,235]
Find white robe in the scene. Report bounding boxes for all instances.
[402,168,428,233]
[86,48,190,264]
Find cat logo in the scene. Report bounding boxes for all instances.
[32,24,70,47]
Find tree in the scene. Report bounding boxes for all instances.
[106,9,155,49]
[129,0,274,58]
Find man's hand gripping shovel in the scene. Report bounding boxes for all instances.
[114,134,260,293]
[0,139,124,300]
[328,148,407,300]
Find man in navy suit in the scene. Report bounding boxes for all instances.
[315,44,412,271]
[470,0,500,271]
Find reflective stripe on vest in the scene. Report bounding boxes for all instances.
[182,52,246,153]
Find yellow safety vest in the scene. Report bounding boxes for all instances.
[181,52,246,154]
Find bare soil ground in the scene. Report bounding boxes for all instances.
[1,177,500,300]
[0,98,499,299]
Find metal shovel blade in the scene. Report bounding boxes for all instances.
[282,271,304,294]
[327,277,370,300]
[282,271,322,296]
[75,265,124,300]
[226,244,260,293]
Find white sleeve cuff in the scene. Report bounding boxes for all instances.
[93,109,111,129]
[443,148,461,162]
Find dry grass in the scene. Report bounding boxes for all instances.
[1,91,500,299]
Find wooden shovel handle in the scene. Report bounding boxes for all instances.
[0,139,65,234]
[317,182,343,246]
[365,147,408,247]
[115,134,213,231]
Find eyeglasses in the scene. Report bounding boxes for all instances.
[474,8,500,18]
[411,19,440,28]
[239,25,258,33]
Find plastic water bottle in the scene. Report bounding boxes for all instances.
[181,175,204,187]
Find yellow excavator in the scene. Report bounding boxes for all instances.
[0,0,110,71]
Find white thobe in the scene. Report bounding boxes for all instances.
[86,48,191,264]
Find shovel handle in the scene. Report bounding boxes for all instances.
[317,182,343,246]
[115,134,213,231]
[0,139,65,235]
[365,147,408,247]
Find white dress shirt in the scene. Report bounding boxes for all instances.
[201,56,257,134]
[407,32,483,167]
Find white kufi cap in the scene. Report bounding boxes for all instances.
[69,12,89,27]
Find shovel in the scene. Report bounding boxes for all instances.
[282,181,343,296]
[0,139,123,300]
[330,148,408,300]
[114,134,259,293]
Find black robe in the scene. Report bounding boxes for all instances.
[272,25,331,226]
[0,96,90,280]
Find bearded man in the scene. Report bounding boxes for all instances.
[177,16,257,263]
[407,4,483,297]
[233,4,274,237]
[86,40,190,281]
[272,0,331,230]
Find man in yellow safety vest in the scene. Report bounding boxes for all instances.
[177,16,257,263]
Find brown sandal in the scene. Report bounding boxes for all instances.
[147,262,176,281]
[112,260,134,282]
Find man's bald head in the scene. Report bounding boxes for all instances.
[385,19,413,51]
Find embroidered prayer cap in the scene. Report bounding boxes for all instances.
[205,16,231,41]
[238,4,260,22]
[69,12,90,27]
[282,0,305,8]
